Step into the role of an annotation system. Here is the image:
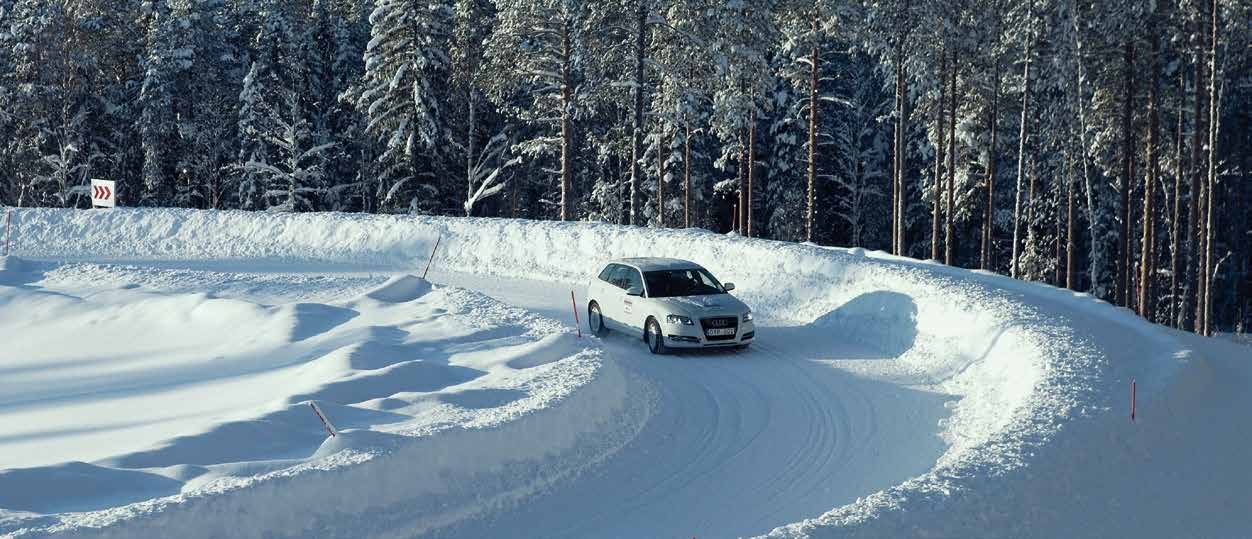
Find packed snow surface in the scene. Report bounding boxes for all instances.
[2,208,1249,538]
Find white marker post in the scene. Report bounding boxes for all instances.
[91,179,116,208]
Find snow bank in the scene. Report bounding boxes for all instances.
[0,220,648,538]
[6,208,1214,536]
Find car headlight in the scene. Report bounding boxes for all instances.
[742,311,753,322]
[666,314,694,325]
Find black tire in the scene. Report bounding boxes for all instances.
[588,301,608,337]
[645,318,668,355]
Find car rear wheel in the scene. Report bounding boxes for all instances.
[588,301,608,337]
[645,318,668,355]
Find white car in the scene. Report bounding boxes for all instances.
[585,258,755,354]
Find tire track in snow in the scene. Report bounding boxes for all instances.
[427,271,948,539]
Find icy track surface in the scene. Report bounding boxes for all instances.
[2,208,1250,538]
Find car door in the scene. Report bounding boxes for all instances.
[619,266,646,336]
[597,264,627,330]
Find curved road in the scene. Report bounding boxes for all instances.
[18,261,953,539]
[428,270,951,538]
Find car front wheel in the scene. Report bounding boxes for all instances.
[588,301,608,337]
[645,317,668,355]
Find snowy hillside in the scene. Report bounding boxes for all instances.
[2,208,1249,538]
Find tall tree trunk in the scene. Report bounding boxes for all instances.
[628,1,647,226]
[1140,25,1160,319]
[932,49,945,261]
[892,60,902,254]
[1056,150,1068,287]
[466,85,476,216]
[559,18,573,221]
[899,62,910,256]
[657,124,666,227]
[1203,0,1219,336]
[747,106,756,238]
[1117,41,1135,306]
[806,14,819,243]
[1187,0,1206,331]
[1011,14,1033,278]
[1067,157,1075,290]
[945,52,957,266]
[738,126,746,234]
[1072,9,1106,297]
[684,122,691,228]
[1171,72,1185,328]
[981,59,1000,271]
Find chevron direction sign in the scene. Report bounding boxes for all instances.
[91,179,116,208]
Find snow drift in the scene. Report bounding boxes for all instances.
[1,243,644,538]
[5,208,1246,538]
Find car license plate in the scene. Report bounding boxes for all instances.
[706,328,735,336]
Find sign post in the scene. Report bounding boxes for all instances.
[91,179,116,208]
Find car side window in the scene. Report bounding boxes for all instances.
[603,264,626,289]
[623,267,644,294]
[598,264,617,284]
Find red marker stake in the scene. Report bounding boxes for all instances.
[310,402,338,437]
[1130,378,1136,422]
[571,290,582,338]
[421,235,441,279]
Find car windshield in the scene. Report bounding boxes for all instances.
[643,268,725,298]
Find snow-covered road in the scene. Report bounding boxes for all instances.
[3,208,1249,538]
[427,270,951,538]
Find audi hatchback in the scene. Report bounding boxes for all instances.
[585,258,755,354]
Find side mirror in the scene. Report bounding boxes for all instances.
[626,286,644,297]
[723,283,736,292]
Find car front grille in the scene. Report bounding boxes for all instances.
[700,316,739,341]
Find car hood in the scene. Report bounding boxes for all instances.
[653,294,748,317]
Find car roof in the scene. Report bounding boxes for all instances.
[610,257,703,272]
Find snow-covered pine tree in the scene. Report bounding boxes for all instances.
[138,0,180,206]
[709,0,775,237]
[307,0,368,211]
[2,0,109,208]
[775,0,839,242]
[0,0,14,205]
[647,0,719,229]
[170,0,241,209]
[250,88,333,212]
[450,0,519,216]
[236,62,269,210]
[236,9,330,212]
[761,71,806,242]
[828,52,890,248]
[483,0,589,221]
[359,0,451,213]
